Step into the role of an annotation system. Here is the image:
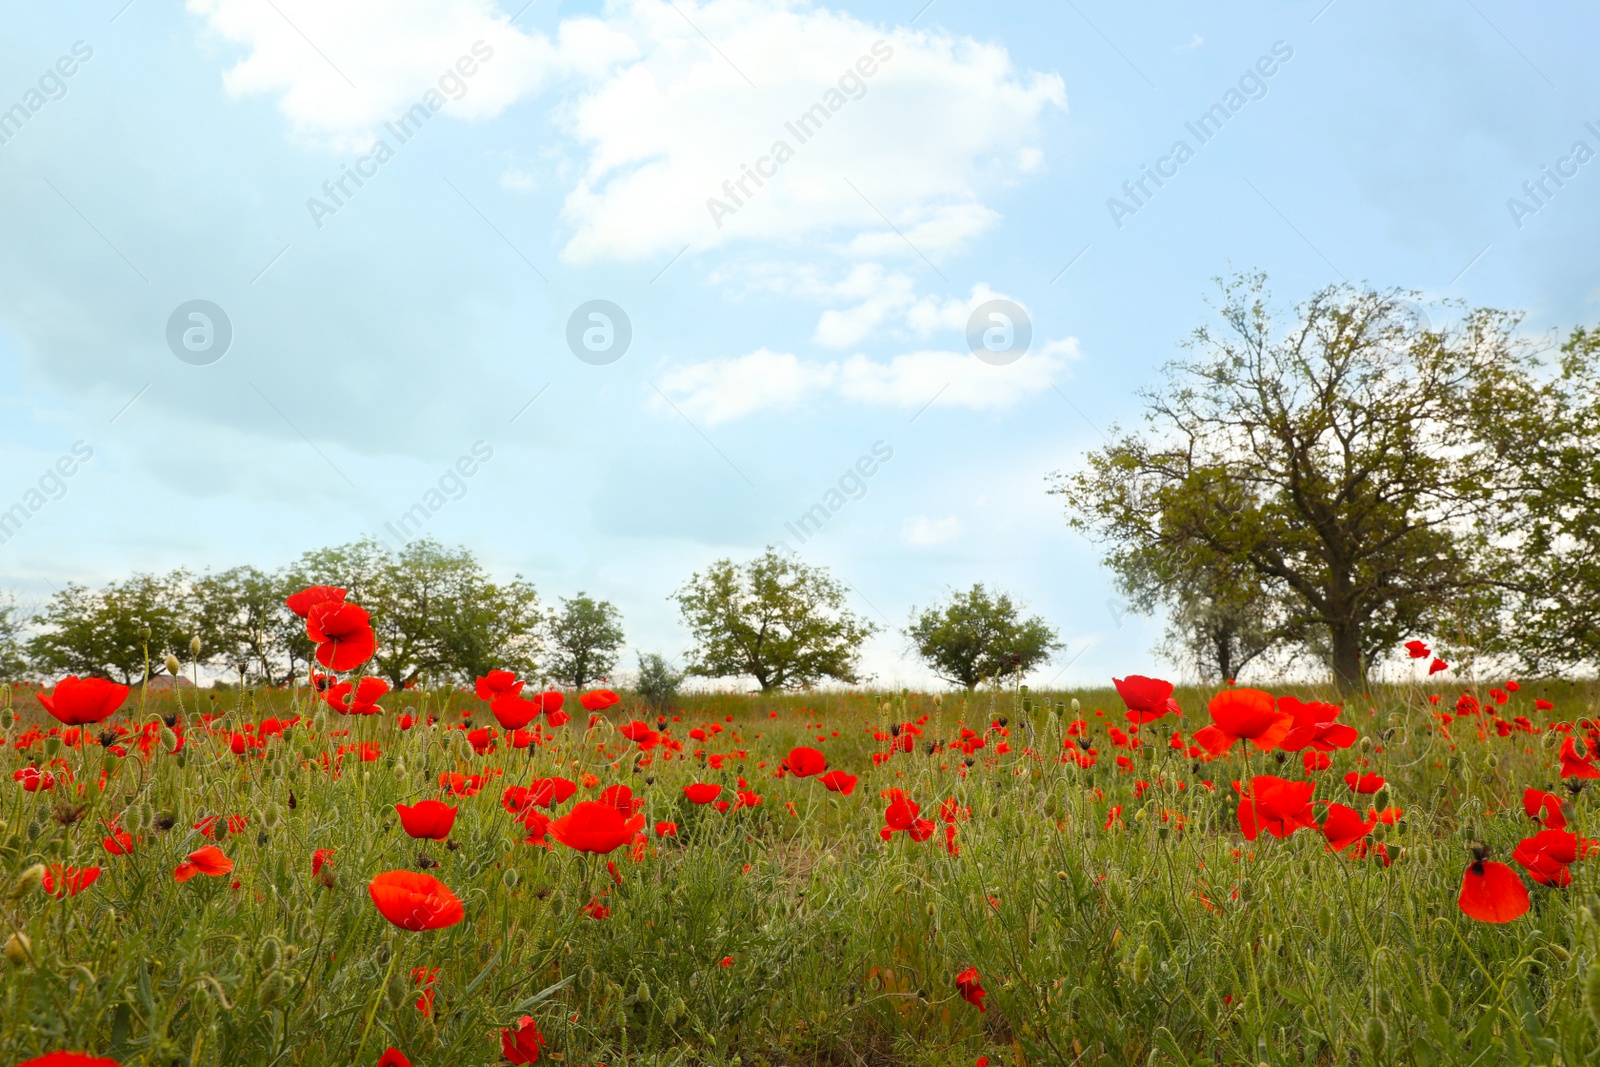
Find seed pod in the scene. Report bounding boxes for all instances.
[258,937,282,972]
[257,970,288,1007]
[5,931,33,966]
[190,635,203,657]
[1428,980,1450,1017]
[164,654,181,677]
[1365,1016,1387,1058]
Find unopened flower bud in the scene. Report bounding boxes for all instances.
[4,931,33,966]
[164,654,181,677]
[14,864,46,897]
[190,635,203,658]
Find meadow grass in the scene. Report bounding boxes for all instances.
[4,677,1600,1066]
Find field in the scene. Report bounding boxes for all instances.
[5,674,1600,1067]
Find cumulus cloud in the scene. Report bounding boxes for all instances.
[903,515,961,547]
[185,0,633,149]
[654,337,1079,425]
[556,0,1065,262]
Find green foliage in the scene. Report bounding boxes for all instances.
[673,548,876,690]
[907,583,1061,689]
[191,566,293,686]
[1055,276,1527,688]
[635,652,684,709]
[26,572,193,683]
[0,593,26,681]
[543,594,625,689]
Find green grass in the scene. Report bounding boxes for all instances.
[4,677,1600,1066]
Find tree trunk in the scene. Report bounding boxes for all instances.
[1330,621,1365,692]
[1213,626,1234,683]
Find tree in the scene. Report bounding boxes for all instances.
[1482,325,1600,672]
[1053,277,1526,689]
[543,594,624,690]
[27,572,194,684]
[635,652,684,709]
[192,566,293,686]
[1110,536,1285,683]
[0,593,27,681]
[907,584,1061,689]
[673,549,877,690]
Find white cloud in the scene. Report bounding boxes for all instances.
[654,337,1079,424]
[903,515,961,546]
[558,0,1065,262]
[186,0,633,149]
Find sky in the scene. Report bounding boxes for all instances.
[0,0,1595,689]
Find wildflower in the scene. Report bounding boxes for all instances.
[367,871,465,931]
[1560,736,1600,779]
[15,1055,124,1067]
[1524,787,1567,830]
[954,967,987,1012]
[784,746,827,777]
[325,677,389,716]
[1344,773,1386,794]
[1318,803,1377,852]
[312,849,335,875]
[1235,776,1316,841]
[14,767,56,792]
[880,789,935,842]
[41,864,102,898]
[580,689,621,711]
[550,801,646,855]
[819,770,858,795]
[490,694,540,730]
[1193,688,1293,755]
[395,801,458,840]
[174,845,234,883]
[655,820,678,837]
[501,1014,546,1063]
[1404,640,1430,659]
[1458,860,1529,923]
[286,585,346,618]
[376,1050,414,1067]
[36,677,129,727]
[306,600,376,671]
[1278,697,1358,752]
[1428,658,1449,676]
[1113,675,1182,723]
[684,783,722,805]
[475,670,523,702]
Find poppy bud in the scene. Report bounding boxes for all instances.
[190,635,203,657]
[1586,964,1600,1027]
[139,625,151,639]
[44,736,62,757]
[1364,1017,1386,1058]
[258,969,288,1007]
[502,869,519,890]
[258,937,282,972]
[1428,981,1451,1018]
[164,653,181,677]
[1359,736,1373,752]
[13,864,46,897]
[385,970,408,1008]
[213,818,230,842]
[636,980,651,1004]
[1130,943,1151,984]
[1373,788,1389,810]
[0,708,13,728]
[5,931,33,966]
[1550,943,1571,963]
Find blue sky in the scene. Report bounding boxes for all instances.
[0,0,1595,688]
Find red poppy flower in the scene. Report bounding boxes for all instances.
[324,677,389,716]
[819,770,858,795]
[475,669,523,702]
[1277,697,1358,752]
[395,800,458,840]
[1302,750,1332,772]
[1235,775,1316,841]
[528,776,577,808]
[286,584,346,618]
[684,783,722,805]
[550,800,646,855]
[37,676,130,727]
[785,746,827,777]
[501,1014,545,1064]
[1560,736,1600,779]
[15,1054,125,1067]
[41,864,102,898]
[490,694,540,730]
[1113,675,1182,723]
[1318,803,1377,852]
[1523,787,1566,830]
[1193,688,1293,755]
[1403,639,1429,659]
[439,771,485,796]
[597,784,645,816]
[655,820,677,837]
[306,600,376,671]
[1458,860,1529,923]
[312,848,335,875]
[14,767,56,792]
[174,845,234,883]
[954,966,987,1012]
[465,727,497,755]
[1536,698,1554,711]
[102,824,134,855]
[1513,829,1581,887]
[1344,773,1385,794]
[367,870,465,930]
[376,1049,414,1067]
[580,689,621,712]
[1428,657,1449,675]
[583,897,611,920]
[193,815,248,838]
[880,790,936,842]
